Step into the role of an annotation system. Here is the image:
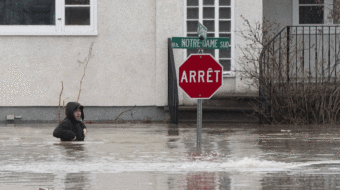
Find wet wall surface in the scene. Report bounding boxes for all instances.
[1,123,340,189]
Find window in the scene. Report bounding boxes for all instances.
[186,0,235,76]
[293,0,333,25]
[0,0,97,35]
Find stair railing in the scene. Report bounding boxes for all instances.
[168,38,179,124]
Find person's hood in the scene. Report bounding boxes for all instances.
[65,102,84,123]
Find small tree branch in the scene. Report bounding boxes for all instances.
[114,105,137,122]
[77,42,94,102]
[62,97,69,118]
[58,81,64,124]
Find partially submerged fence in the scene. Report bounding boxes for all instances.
[259,26,340,124]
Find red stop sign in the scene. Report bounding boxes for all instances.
[179,54,223,99]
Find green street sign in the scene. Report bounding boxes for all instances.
[171,37,230,49]
[197,22,207,40]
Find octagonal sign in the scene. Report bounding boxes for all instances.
[179,54,223,99]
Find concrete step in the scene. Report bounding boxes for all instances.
[164,106,254,112]
[165,96,259,123]
[202,96,258,107]
[177,106,258,123]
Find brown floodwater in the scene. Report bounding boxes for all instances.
[1,123,340,189]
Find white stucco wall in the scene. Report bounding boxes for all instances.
[263,0,292,28]
[234,0,263,94]
[0,0,185,107]
[156,0,184,106]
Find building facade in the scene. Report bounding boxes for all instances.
[5,0,325,122]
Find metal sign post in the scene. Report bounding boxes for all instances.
[197,98,202,147]
[196,47,204,147]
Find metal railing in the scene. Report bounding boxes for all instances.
[259,25,340,123]
[168,38,179,124]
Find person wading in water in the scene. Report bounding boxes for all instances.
[53,102,87,141]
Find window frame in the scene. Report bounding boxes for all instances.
[293,0,333,25]
[0,0,97,36]
[184,0,235,77]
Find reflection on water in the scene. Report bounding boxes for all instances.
[168,124,179,136]
[1,124,340,189]
[64,172,91,190]
[0,172,55,189]
[55,143,91,190]
[261,172,340,190]
[186,172,216,190]
[54,142,86,161]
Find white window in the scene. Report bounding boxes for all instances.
[185,0,235,76]
[0,0,97,35]
[293,0,333,25]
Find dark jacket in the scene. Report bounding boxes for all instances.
[53,102,86,141]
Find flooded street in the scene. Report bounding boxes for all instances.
[1,123,340,189]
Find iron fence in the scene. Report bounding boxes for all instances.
[259,26,340,123]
